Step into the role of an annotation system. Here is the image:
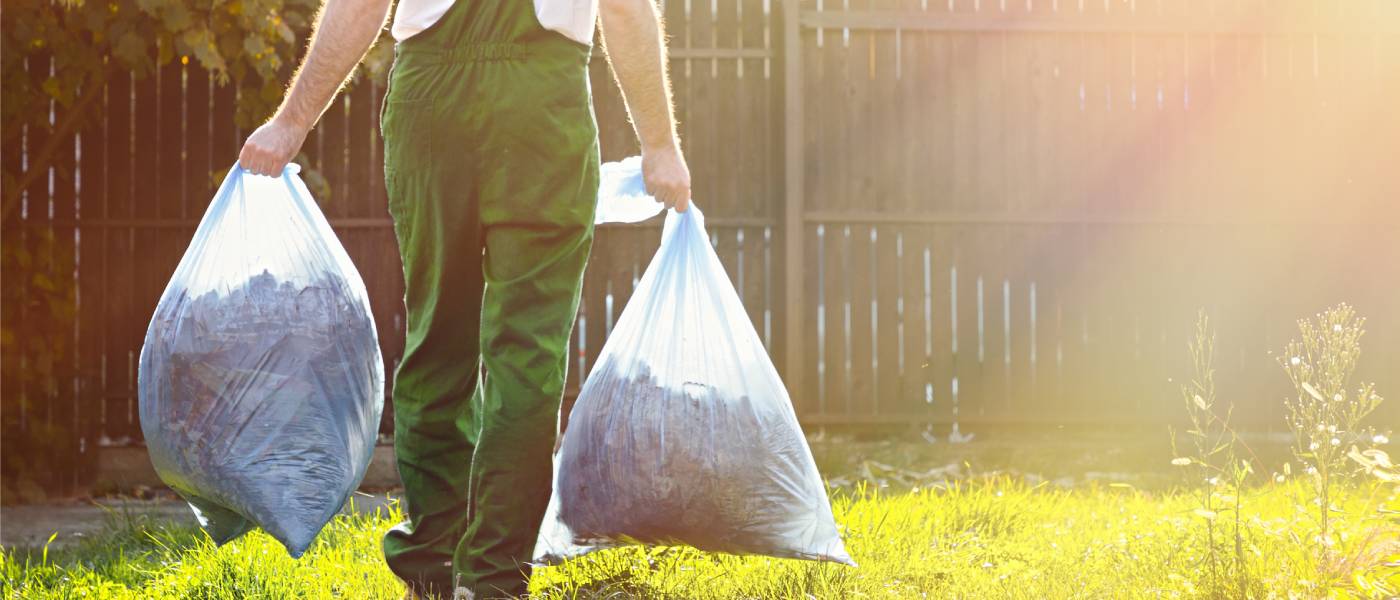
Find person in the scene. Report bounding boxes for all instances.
[237,0,692,593]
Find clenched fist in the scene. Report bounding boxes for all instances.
[238,116,311,177]
[642,143,691,212]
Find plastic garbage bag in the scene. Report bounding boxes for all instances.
[594,155,664,224]
[534,158,853,566]
[138,163,384,557]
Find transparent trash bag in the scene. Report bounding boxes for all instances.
[138,164,384,557]
[593,155,663,224]
[534,158,853,566]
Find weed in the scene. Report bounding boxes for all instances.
[1170,311,1257,597]
[1278,305,1386,550]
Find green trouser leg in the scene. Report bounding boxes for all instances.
[378,3,598,596]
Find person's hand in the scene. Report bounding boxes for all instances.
[238,115,311,177]
[642,143,691,212]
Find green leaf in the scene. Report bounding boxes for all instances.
[40,76,67,104]
[300,165,330,200]
[112,31,149,70]
[182,28,227,74]
[134,0,162,16]
[157,32,175,64]
[276,21,295,45]
[32,272,56,292]
[282,9,308,28]
[242,33,265,59]
[1301,382,1325,402]
[14,246,32,269]
[160,2,192,30]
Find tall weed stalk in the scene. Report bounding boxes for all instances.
[1276,303,1397,595]
[1171,311,1255,597]
[1278,304,1385,551]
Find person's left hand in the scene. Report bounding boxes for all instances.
[238,115,311,177]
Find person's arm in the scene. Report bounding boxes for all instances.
[599,0,692,211]
[239,0,393,176]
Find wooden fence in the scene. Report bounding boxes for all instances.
[6,0,1399,468]
[784,0,1400,427]
[782,0,1400,426]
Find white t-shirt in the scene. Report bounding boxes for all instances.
[391,0,597,46]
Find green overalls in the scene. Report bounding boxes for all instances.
[378,0,598,594]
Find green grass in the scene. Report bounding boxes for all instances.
[5,479,1397,599]
[2,499,402,599]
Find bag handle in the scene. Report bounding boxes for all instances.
[594,156,699,225]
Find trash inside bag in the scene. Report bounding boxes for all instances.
[138,164,384,557]
[534,158,853,566]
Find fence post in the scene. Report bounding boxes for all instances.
[781,0,806,410]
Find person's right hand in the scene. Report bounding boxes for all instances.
[238,115,311,177]
[642,143,692,212]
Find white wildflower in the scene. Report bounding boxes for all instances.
[1171,458,1191,466]
[1374,434,1390,445]
[1333,393,1344,402]
[1290,356,1301,366]
[1330,438,1341,447]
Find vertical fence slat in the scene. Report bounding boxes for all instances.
[346,84,373,220]
[801,223,822,415]
[822,224,848,415]
[72,83,107,481]
[926,228,951,421]
[782,0,809,408]
[18,55,45,432]
[117,70,153,442]
[949,31,978,214]
[49,61,81,489]
[184,66,212,219]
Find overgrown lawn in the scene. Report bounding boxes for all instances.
[5,478,1396,598]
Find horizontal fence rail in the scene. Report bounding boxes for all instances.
[799,10,1400,35]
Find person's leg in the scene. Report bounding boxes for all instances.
[451,47,599,598]
[380,87,485,598]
